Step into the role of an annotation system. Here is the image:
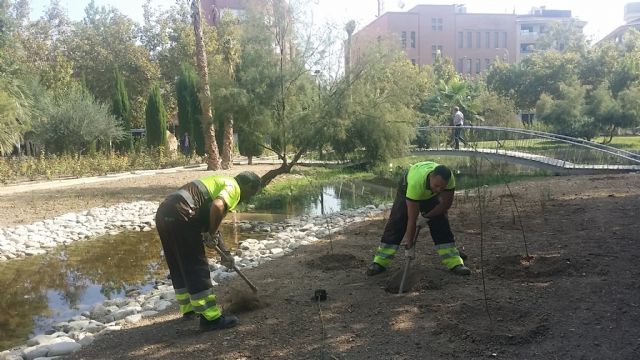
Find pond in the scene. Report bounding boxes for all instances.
[0,179,395,351]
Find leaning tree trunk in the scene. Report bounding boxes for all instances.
[221,114,234,169]
[191,0,220,170]
[260,147,307,186]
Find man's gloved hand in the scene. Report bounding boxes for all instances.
[219,249,235,269]
[202,231,221,249]
[203,231,235,269]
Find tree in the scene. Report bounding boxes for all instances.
[535,80,597,140]
[65,1,159,127]
[145,85,167,148]
[587,82,640,143]
[32,86,124,154]
[190,0,220,170]
[112,68,132,152]
[214,13,243,170]
[176,63,204,155]
[536,19,588,54]
[421,77,480,125]
[237,128,263,164]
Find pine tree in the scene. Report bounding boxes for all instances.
[145,85,167,148]
[112,68,133,152]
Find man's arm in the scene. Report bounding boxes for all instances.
[208,198,227,235]
[423,190,454,218]
[401,200,420,248]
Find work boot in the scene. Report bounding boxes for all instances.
[199,314,239,331]
[450,264,471,276]
[366,263,386,276]
[182,311,197,321]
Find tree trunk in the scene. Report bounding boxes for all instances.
[221,114,234,169]
[248,155,253,165]
[261,147,307,186]
[191,0,220,170]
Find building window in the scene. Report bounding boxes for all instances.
[475,59,481,74]
[431,45,443,60]
[432,18,443,31]
[458,58,464,72]
[458,32,463,48]
[485,32,490,48]
[476,32,481,48]
[467,32,472,48]
[502,32,507,48]
[410,31,416,48]
[466,58,472,73]
[401,31,407,48]
[411,58,416,65]
[494,31,499,48]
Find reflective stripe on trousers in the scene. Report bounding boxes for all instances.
[175,288,193,315]
[373,243,399,268]
[190,288,221,321]
[435,243,464,269]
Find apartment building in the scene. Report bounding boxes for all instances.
[351,4,582,74]
[517,7,585,61]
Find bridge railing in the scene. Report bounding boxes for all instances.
[416,126,640,168]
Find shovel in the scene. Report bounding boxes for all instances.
[211,243,259,293]
[398,225,422,294]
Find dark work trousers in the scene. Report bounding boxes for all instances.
[381,178,455,246]
[453,125,467,149]
[155,194,211,295]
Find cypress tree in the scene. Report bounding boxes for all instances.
[176,64,205,155]
[112,68,133,152]
[145,85,167,148]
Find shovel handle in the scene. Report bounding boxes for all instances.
[212,245,259,293]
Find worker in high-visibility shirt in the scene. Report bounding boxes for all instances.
[366,161,471,276]
[155,171,262,331]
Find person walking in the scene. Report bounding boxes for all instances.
[452,106,468,149]
[155,171,262,331]
[366,161,471,276]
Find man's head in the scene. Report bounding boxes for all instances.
[428,165,452,193]
[453,106,459,112]
[235,171,262,202]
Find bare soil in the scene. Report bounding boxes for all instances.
[3,168,640,359]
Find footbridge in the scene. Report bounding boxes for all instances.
[412,126,640,175]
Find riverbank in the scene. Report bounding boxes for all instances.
[1,170,639,359]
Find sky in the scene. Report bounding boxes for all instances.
[29,0,633,43]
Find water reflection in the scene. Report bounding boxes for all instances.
[0,231,165,350]
[253,180,395,216]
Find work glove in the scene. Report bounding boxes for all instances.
[202,231,221,248]
[203,231,235,269]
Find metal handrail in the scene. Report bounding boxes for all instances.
[417,126,640,166]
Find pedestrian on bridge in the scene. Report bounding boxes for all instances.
[155,171,262,331]
[452,106,468,149]
[366,161,471,277]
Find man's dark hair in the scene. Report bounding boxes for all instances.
[235,171,262,201]
[432,165,452,182]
